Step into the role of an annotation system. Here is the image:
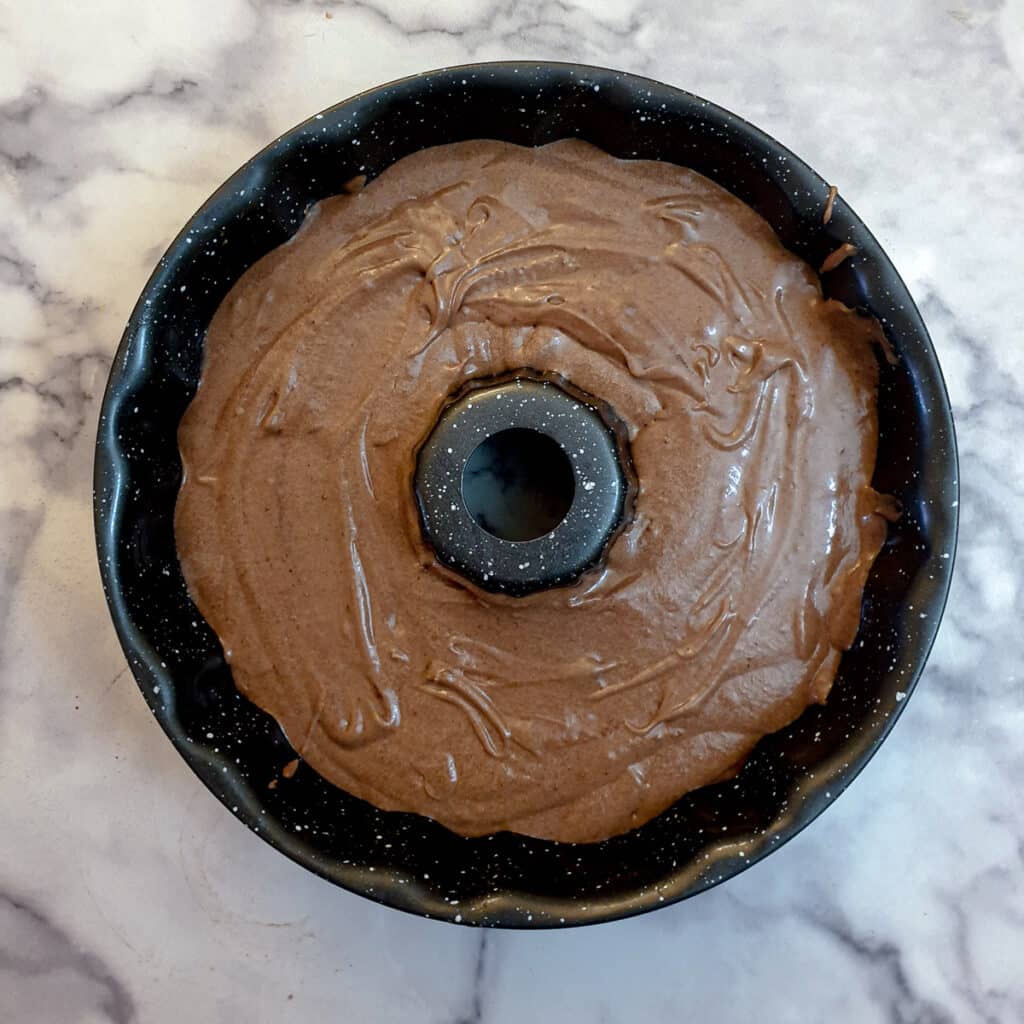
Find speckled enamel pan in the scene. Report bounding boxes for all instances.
[93,62,958,928]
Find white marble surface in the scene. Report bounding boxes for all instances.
[1,0,1022,1020]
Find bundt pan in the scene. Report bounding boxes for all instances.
[94,62,958,927]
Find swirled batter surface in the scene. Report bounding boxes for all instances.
[176,140,890,842]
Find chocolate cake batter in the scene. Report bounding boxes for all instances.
[176,140,891,842]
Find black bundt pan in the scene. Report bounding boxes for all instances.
[94,62,958,928]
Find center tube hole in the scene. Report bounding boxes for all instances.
[462,428,576,542]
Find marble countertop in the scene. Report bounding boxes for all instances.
[2,1,1022,1020]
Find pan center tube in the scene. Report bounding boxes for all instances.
[414,374,634,596]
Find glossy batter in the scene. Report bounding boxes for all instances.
[176,140,891,842]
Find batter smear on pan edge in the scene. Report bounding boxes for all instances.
[176,140,893,842]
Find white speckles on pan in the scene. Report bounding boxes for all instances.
[94,62,957,928]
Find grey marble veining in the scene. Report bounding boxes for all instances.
[1,1,1022,1021]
